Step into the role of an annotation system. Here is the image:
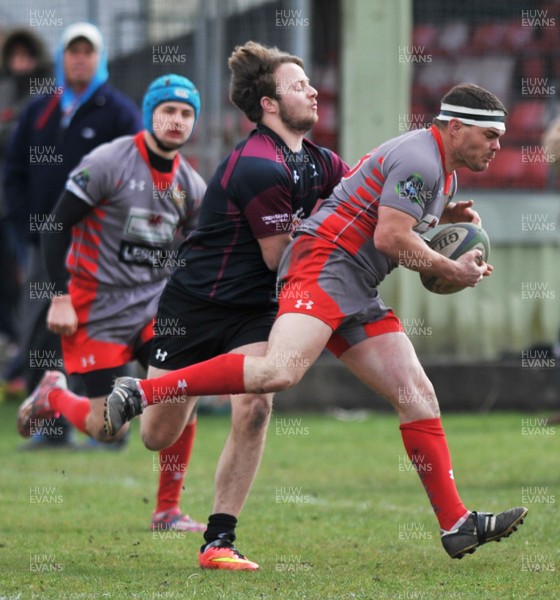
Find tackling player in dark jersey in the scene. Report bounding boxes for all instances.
[110,41,347,570]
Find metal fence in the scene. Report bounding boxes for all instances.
[1,0,557,183]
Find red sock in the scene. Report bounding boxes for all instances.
[155,420,197,513]
[400,417,468,530]
[140,353,245,406]
[48,388,90,434]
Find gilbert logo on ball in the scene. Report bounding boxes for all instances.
[420,222,490,294]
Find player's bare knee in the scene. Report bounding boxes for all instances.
[234,395,272,434]
[140,427,168,451]
[142,434,164,452]
[418,396,440,419]
[423,383,440,418]
[393,379,440,420]
[265,367,302,392]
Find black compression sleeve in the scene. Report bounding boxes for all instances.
[41,190,93,294]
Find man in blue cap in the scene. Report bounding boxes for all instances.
[17,74,207,532]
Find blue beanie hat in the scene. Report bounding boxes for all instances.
[142,74,200,134]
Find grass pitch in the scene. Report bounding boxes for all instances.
[0,400,558,600]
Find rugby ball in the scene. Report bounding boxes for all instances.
[420,223,490,294]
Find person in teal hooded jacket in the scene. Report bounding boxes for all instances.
[3,22,141,445]
[4,22,141,249]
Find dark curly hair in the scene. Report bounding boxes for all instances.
[228,41,304,123]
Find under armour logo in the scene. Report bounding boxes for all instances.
[449,469,454,480]
[295,299,313,309]
[292,170,300,184]
[80,354,96,368]
[129,179,146,191]
[155,348,168,361]
[310,163,318,178]
[177,379,187,390]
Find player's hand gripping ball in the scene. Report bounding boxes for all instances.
[420,222,490,294]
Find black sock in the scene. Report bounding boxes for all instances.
[203,513,238,545]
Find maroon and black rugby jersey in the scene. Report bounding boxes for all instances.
[172,124,348,307]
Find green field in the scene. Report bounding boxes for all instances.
[0,400,558,600]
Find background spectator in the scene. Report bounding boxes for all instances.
[3,22,142,447]
[0,28,50,387]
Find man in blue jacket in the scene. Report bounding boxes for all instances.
[3,22,142,447]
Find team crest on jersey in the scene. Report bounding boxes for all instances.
[396,173,429,208]
[413,213,439,234]
[291,207,305,233]
[148,214,165,227]
[125,207,178,244]
[72,169,90,191]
